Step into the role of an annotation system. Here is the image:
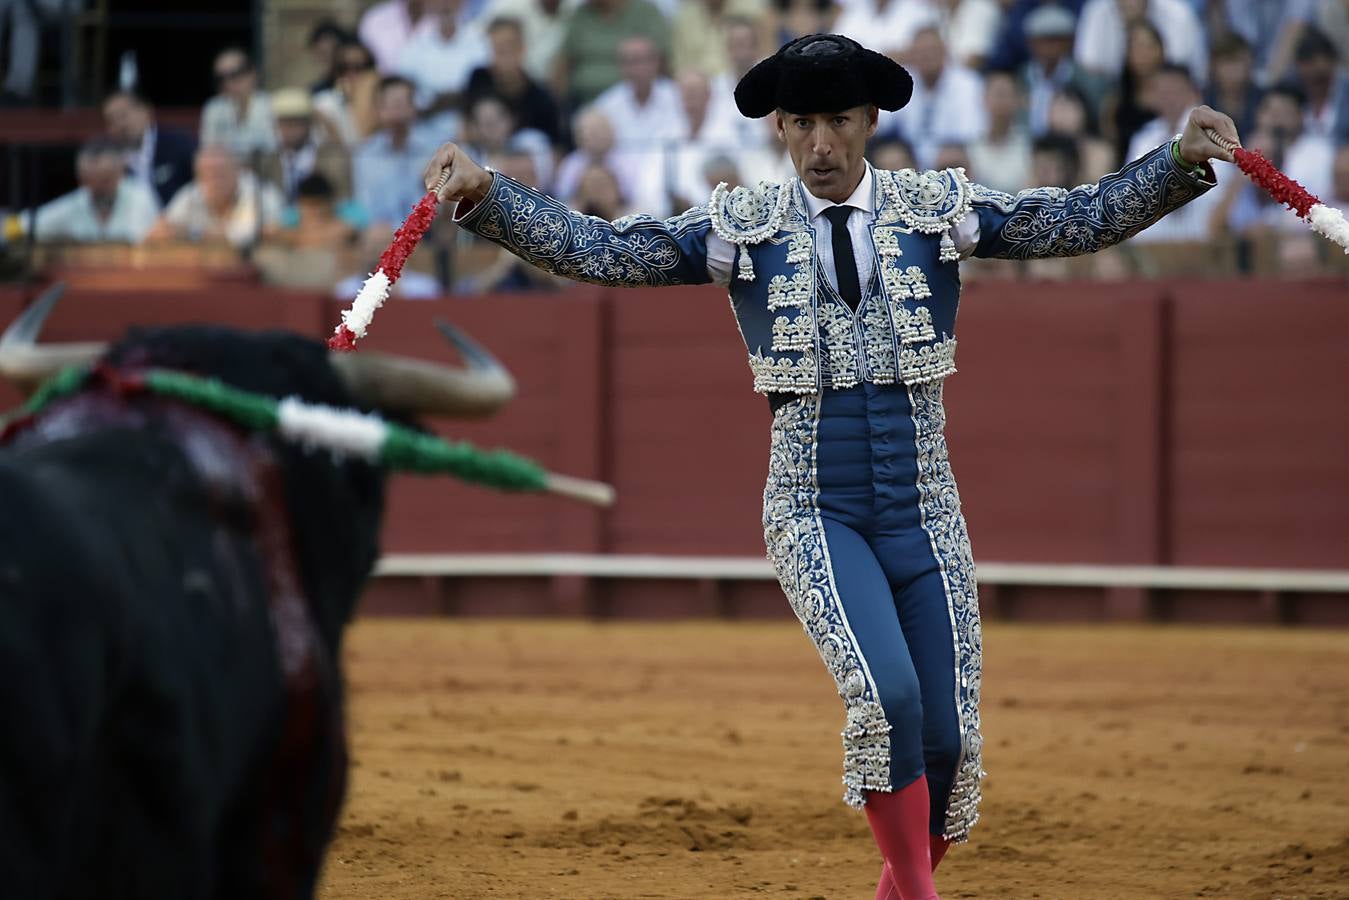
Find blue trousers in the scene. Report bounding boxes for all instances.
[763,382,983,841]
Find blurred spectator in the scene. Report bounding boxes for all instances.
[934,142,973,170]
[707,17,774,151]
[868,137,918,170]
[937,0,1006,69]
[1221,0,1318,87]
[1076,0,1206,84]
[103,89,197,208]
[770,0,836,43]
[835,0,939,56]
[315,38,381,147]
[462,92,554,184]
[1222,86,1337,240]
[1019,4,1099,136]
[1046,84,1115,179]
[1104,20,1165,163]
[260,88,353,203]
[482,0,574,81]
[1126,63,1199,163]
[881,26,986,168]
[1127,67,1230,244]
[308,20,350,95]
[968,70,1033,193]
[573,163,629,218]
[669,70,742,207]
[150,146,284,249]
[466,16,564,146]
[353,76,442,236]
[1205,34,1260,136]
[0,0,65,102]
[593,36,686,149]
[1292,27,1349,140]
[554,107,662,212]
[359,0,430,73]
[7,139,158,244]
[986,0,1088,73]
[202,48,277,158]
[284,173,358,246]
[673,0,768,77]
[457,150,565,291]
[396,0,489,136]
[256,173,361,291]
[556,0,671,107]
[1031,132,1080,188]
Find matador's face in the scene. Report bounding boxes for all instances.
[775,105,879,203]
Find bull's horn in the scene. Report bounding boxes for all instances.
[0,283,105,391]
[328,320,515,418]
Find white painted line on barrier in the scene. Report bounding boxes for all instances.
[373,554,1349,593]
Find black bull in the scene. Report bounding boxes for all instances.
[0,322,513,899]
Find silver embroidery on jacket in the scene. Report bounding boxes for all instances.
[763,396,892,808]
[907,380,984,842]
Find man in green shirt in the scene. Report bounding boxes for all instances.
[555,0,672,106]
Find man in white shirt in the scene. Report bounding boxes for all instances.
[15,139,159,244]
[1126,65,1227,243]
[879,26,986,169]
[1075,0,1207,84]
[396,0,490,137]
[480,0,576,81]
[834,0,939,57]
[358,0,430,73]
[592,36,687,151]
[200,48,277,158]
[150,146,284,249]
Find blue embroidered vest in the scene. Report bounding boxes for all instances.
[455,142,1212,396]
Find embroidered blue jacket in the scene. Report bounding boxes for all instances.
[456,142,1213,395]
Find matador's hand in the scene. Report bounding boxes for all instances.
[1178,106,1241,165]
[422,142,494,205]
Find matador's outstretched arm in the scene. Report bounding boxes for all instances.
[969,106,1242,260]
[422,141,714,288]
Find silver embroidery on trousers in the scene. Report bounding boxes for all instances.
[762,395,892,808]
[907,380,984,842]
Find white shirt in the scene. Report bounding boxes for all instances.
[161,172,284,248]
[592,79,687,150]
[480,0,579,82]
[834,0,939,55]
[27,179,159,244]
[1125,112,1190,168]
[706,164,982,286]
[397,19,489,108]
[1074,0,1207,84]
[359,0,426,73]
[200,93,277,157]
[880,64,987,169]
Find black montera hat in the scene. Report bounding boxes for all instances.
[733,33,914,119]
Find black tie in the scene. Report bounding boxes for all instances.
[822,205,861,311]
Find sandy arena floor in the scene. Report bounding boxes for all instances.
[319,621,1349,900]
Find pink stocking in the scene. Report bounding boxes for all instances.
[864,778,939,900]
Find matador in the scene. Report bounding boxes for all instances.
[421,33,1240,900]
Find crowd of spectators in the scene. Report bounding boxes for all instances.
[4,0,1348,289]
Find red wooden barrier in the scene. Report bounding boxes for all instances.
[1166,279,1349,568]
[1,279,1346,570]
